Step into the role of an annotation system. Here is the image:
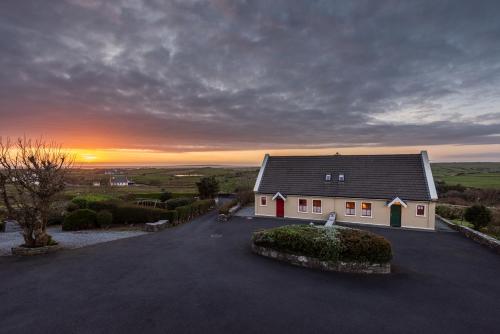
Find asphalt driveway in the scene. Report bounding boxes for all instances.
[1,213,499,334]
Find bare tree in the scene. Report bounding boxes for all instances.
[0,137,73,247]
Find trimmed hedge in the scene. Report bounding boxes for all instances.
[252,225,392,264]
[62,198,215,228]
[176,199,215,224]
[164,210,178,225]
[166,197,196,210]
[96,210,113,227]
[176,205,192,223]
[191,199,215,216]
[87,200,121,212]
[71,194,114,209]
[112,205,172,225]
[63,209,98,231]
[121,192,197,201]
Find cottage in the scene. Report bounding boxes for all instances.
[109,175,129,187]
[254,151,438,230]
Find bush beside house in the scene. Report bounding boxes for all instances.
[464,205,492,230]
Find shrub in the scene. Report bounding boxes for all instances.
[236,190,254,206]
[87,199,121,212]
[336,228,393,263]
[252,225,392,263]
[191,199,215,216]
[159,191,173,202]
[464,205,492,230]
[66,202,80,212]
[164,210,178,225]
[436,205,464,220]
[71,197,88,209]
[218,198,238,214]
[47,212,65,226]
[166,197,195,210]
[96,210,113,227]
[176,205,192,223]
[196,176,220,199]
[71,194,114,209]
[0,221,5,233]
[63,209,97,231]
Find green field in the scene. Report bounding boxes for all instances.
[432,162,500,189]
[64,166,259,198]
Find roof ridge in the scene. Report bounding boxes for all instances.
[268,153,422,158]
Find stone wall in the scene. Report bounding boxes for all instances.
[251,244,391,274]
[11,244,62,256]
[438,215,500,255]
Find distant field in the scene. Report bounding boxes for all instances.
[65,167,259,197]
[432,162,500,189]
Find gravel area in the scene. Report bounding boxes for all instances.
[234,205,255,217]
[0,226,147,256]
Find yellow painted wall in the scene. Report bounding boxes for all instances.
[254,194,435,230]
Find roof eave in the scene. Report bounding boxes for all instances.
[253,154,269,192]
[421,151,438,200]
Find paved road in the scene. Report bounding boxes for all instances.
[1,213,499,334]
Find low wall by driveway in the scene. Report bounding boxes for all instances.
[251,244,390,274]
[437,215,500,255]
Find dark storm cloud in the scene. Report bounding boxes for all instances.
[1,0,500,151]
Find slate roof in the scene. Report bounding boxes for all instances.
[256,154,433,201]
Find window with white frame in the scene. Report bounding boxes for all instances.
[260,196,267,206]
[298,198,308,212]
[339,173,345,182]
[345,201,356,216]
[312,200,322,213]
[361,202,372,217]
[416,204,426,217]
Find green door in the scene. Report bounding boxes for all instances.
[390,205,401,227]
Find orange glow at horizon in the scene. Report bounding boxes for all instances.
[69,144,500,166]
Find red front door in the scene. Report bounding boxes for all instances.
[276,198,284,217]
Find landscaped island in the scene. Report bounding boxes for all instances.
[252,225,392,274]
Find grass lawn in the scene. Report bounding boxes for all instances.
[451,219,474,228]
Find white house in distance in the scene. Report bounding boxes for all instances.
[109,175,130,187]
[253,151,438,230]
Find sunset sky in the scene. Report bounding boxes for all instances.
[1,0,500,165]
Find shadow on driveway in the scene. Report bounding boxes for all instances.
[0,213,499,334]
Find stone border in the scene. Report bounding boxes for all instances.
[217,204,241,222]
[251,244,390,274]
[437,215,500,255]
[143,220,169,232]
[11,244,62,256]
